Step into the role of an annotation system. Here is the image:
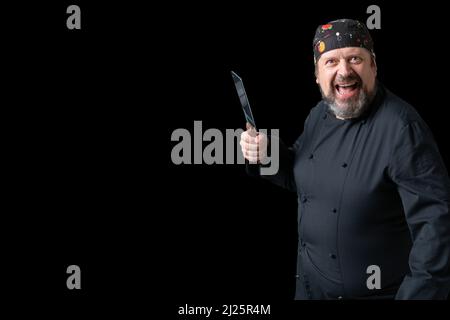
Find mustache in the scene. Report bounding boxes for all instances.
[333,73,362,86]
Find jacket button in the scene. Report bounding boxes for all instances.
[342,163,348,168]
[329,253,337,259]
[302,197,308,203]
[323,114,327,119]
[308,154,314,159]
[332,208,337,213]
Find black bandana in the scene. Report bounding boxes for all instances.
[313,19,374,63]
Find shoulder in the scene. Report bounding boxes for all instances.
[375,86,425,129]
[373,86,440,156]
[305,100,327,124]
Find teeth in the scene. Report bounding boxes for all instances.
[337,83,356,88]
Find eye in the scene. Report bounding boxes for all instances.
[325,59,337,66]
[350,56,362,64]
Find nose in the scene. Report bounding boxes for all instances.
[337,60,353,78]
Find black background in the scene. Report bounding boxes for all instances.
[4,0,450,315]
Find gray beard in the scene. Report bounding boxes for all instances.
[320,84,376,119]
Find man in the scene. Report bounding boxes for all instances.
[240,19,450,299]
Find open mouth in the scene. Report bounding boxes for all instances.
[335,81,360,99]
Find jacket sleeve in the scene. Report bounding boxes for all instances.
[245,115,310,193]
[388,120,450,299]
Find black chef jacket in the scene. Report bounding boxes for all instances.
[249,83,450,299]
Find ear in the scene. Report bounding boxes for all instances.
[371,55,378,76]
[314,64,319,84]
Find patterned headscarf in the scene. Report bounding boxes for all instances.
[313,19,374,64]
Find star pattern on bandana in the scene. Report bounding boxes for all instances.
[312,19,374,62]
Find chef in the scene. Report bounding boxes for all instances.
[240,19,450,299]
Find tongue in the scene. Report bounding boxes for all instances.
[338,86,358,99]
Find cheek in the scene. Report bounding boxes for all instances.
[361,70,376,89]
[319,77,333,94]
[317,69,334,93]
[359,66,376,84]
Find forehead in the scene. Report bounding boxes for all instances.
[319,47,370,61]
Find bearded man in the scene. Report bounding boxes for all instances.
[240,19,450,299]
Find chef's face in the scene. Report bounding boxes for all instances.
[316,47,377,119]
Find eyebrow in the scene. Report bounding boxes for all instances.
[323,53,364,61]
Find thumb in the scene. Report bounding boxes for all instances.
[246,122,257,137]
[246,122,255,131]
